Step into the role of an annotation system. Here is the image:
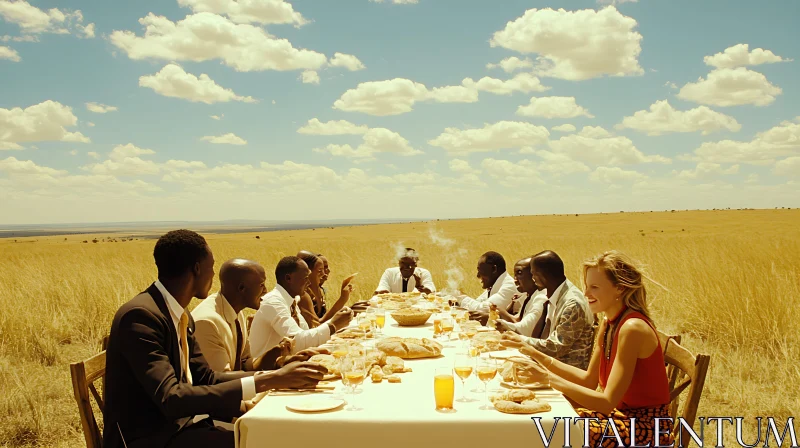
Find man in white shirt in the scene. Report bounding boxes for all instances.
[374,248,435,295]
[494,257,547,336]
[501,250,595,370]
[250,256,354,359]
[457,251,518,313]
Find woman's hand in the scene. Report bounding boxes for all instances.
[508,356,549,384]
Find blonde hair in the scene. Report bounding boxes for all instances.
[582,250,664,325]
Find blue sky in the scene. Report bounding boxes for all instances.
[1,0,799,225]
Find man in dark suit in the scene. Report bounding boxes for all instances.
[103,229,327,448]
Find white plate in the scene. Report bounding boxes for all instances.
[285,397,345,413]
[476,326,493,332]
[500,381,550,391]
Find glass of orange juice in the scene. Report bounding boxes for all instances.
[476,357,498,410]
[432,314,443,338]
[372,308,386,336]
[342,356,366,411]
[453,353,474,402]
[433,367,455,412]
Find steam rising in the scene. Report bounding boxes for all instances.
[428,226,467,294]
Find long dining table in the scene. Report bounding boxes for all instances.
[235,312,584,448]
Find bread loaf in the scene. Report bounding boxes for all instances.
[375,337,443,359]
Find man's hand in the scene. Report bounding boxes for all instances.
[500,331,525,348]
[413,273,432,294]
[254,361,328,392]
[277,347,330,367]
[496,319,514,332]
[253,337,293,370]
[350,301,370,313]
[329,307,354,332]
[469,310,489,326]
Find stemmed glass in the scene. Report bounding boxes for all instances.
[372,307,386,337]
[331,342,349,398]
[453,353,474,402]
[476,357,498,410]
[441,316,455,342]
[341,355,366,411]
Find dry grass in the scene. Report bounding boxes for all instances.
[1,209,798,447]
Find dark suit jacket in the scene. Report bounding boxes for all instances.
[103,283,255,448]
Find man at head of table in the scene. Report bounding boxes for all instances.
[374,247,436,295]
[102,230,327,448]
[249,256,354,360]
[455,251,518,313]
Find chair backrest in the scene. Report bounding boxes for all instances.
[657,330,711,445]
[70,343,107,448]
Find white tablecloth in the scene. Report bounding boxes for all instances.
[235,316,584,448]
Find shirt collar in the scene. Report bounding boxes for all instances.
[548,280,568,304]
[217,292,238,326]
[273,284,297,308]
[155,280,185,326]
[489,271,509,294]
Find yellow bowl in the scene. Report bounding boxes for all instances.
[391,310,433,326]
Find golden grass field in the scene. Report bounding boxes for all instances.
[1,209,798,447]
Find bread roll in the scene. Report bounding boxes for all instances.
[494,399,551,415]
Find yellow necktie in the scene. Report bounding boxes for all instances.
[179,312,193,385]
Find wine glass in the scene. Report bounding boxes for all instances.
[476,357,498,410]
[453,353,474,402]
[372,307,386,337]
[341,355,366,411]
[331,342,349,397]
[441,317,455,341]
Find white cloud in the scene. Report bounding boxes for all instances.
[1,34,38,42]
[87,151,99,159]
[139,63,257,104]
[333,74,548,116]
[110,143,156,160]
[329,52,365,71]
[314,128,422,159]
[429,121,550,156]
[590,166,647,184]
[86,122,95,127]
[676,162,739,180]
[704,44,790,69]
[201,133,247,145]
[210,114,223,120]
[298,118,368,135]
[577,126,612,139]
[481,158,545,187]
[69,150,78,156]
[665,81,678,90]
[176,0,307,26]
[677,67,782,107]
[616,100,742,136]
[486,56,533,73]
[549,131,670,166]
[490,6,643,81]
[301,70,320,85]
[0,45,20,61]
[0,100,90,148]
[774,157,800,177]
[551,124,576,133]
[689,117,800,165]
[333,78,430,116]
[461,73,550,95]
[110,12,327,72]
[517,96,593,119]
[85,102,118,113]
[449,159,480,176]
[0,156,68,175]
[0,0,94,36]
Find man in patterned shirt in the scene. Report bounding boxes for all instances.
[501,250,595,370]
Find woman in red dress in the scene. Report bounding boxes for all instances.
[509,250,672,447]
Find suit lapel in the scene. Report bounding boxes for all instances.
[147,283,183,381]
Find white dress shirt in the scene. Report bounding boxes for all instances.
[375,267,436,293]
[503,289,547,336]
[153,281,255,401]
[458,271,518,312]
[249,284,332,358]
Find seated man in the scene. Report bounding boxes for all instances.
[374,248,435,295]
[494,257,547,335]
[456,251,517,312]
[192,258,324,372]
[250,256,354,359]
[501,250,595,370]
[103,230,327,448]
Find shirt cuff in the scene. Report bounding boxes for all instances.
[241,376,256,401]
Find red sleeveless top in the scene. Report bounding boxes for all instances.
[599,310,670,410]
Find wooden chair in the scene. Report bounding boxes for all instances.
[70,339,107,448]
[657,330,711,445]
